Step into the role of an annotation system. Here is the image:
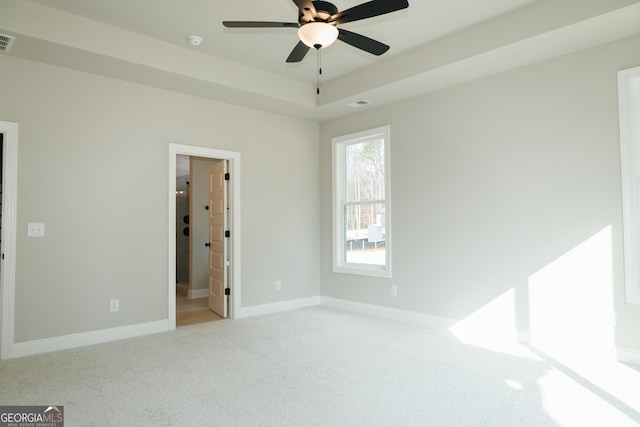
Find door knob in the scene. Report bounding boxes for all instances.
[205,242,211,247]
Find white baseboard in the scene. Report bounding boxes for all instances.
[237,296,322,319]
[10,320,170,359]
[189,288,208,299]
[617,347,640,366]
[10,295,640,365]
[321,296,455,328]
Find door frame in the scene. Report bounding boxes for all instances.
[0,121,18,360]
[168,143,241,329]
[619,65,640,304]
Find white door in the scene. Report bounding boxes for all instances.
[208,161,228,317]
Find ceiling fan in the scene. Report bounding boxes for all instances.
[222,0,410,63]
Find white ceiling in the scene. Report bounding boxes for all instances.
[27,0,536,84]
[3,0,640,121]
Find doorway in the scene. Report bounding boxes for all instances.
[175,155,226,326]
[168,144,241,331]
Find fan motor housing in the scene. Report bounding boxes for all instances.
[299,1,339,24]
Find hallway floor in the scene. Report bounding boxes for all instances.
[176,295,224,327]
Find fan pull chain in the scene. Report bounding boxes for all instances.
[316,46,322,95]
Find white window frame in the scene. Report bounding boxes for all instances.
[619,65,640,304]
[332,125,391,278]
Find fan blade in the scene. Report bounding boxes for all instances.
[338,29,389,55]
[223,21,299,28]
[330,0,409,25]
[286,41,311,63]
[292,0,317,22]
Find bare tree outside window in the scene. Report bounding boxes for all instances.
[344,138,386,265]
[333,125,391,277]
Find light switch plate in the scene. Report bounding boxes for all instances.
[27,223,45,237]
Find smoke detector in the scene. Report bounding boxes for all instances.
[187,35,203,47]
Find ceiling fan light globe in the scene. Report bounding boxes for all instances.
[298,22,338,48]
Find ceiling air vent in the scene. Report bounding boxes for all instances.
[0,34,15,53]
[347,100,371,108]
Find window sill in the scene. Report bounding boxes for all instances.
[333,264,391,279]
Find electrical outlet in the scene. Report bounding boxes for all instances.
[110,299,119,312]
[275,280,282,291]
[391,285,398,296]
[27,223,45,237]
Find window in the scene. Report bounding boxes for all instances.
[332,126,391,277]
[619,66,640,304]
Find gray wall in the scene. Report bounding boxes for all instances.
[0,55,320,343]
[320,35,640,351]
[3,31,639,354]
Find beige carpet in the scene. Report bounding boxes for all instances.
[1,306,639,426]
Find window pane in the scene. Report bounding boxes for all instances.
[344,203,385,265]
[345,138,385,203]
[332,125,390,278]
